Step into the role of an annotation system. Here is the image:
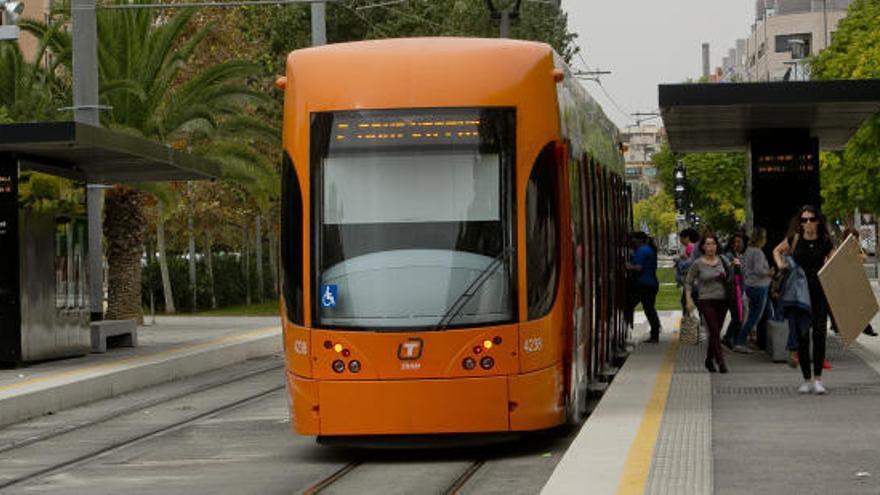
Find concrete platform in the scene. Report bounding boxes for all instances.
[0,316,281,428]
[544,290,880,495]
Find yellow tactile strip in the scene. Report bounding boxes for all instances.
[616,335,679,495]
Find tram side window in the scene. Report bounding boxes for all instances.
[281,152,304,325]
[526,144,559,320]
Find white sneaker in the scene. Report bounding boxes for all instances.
[798,382,814,394]
[814,380,827,395]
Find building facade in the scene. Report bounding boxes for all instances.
[723,0,853,82]
[621,124,665,202]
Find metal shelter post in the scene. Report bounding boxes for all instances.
[72,0,104,321]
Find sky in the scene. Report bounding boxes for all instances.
[562,0,755,130]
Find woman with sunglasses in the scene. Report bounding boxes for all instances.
[773,205,834,394]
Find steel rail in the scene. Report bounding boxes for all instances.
[0,362,284,456]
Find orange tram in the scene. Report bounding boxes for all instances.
[277,38,633,438]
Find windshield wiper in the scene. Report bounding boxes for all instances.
[435,247,513,331]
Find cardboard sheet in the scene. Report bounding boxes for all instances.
[818,235,879,349]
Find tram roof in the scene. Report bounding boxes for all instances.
[659,80,880,152]
[0,122,218,183]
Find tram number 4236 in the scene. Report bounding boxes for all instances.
[523,337,543,354]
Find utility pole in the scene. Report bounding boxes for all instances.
[311,1,325,46]
[485,0,521,38]
[71,0,105,322]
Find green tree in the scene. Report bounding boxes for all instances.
[0,22,70,121]
[810,0,880,215]
[243,0,579,77]
[633,191,676,241]
[653,143,746,233]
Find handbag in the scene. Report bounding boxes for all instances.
[680,313,701,345]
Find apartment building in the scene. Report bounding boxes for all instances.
[722,0,853,82]
[621,124,665,201]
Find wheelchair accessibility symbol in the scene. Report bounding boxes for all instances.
[320,284,338,308]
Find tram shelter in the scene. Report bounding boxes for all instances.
[0,122,217,366]
[659,79,880,249]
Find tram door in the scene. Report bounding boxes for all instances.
[568,152,587,388]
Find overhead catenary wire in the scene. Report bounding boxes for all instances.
[574,49,633,125]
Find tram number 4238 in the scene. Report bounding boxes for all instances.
[523,337,543,354]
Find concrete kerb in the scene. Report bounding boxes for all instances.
[0,326,281,428]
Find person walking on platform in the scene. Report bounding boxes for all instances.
[627,231,662,343]
[685,232,731,373]
[722,232,747,351]
[773,206,834,394]
[675,228,699,312]
[736,228,773,351]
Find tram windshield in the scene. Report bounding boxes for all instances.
[312,108,516,330]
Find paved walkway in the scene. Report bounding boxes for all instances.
[0,317,281,427]
[546,280,880,494]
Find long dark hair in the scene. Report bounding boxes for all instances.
[787,205,830,243]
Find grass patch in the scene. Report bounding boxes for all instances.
[630,267,682,312]
[657,266,676,284]
[184,301,280,317]
[655,284,682,311]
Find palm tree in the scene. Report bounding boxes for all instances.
[18,5,273,319]
[93,2,265,320]
[0,21,69,121]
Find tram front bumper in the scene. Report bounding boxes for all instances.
[288,364,564,436]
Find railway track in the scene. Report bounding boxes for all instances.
[0,367,285,492]
[302,458,487,495]
[0,362,284,455]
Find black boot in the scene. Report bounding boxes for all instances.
[864,325,878,337]
[705,358,716,373]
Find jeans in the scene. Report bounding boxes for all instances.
[636,284,661,339]
[737,286,769,346]
[697,299,728,366]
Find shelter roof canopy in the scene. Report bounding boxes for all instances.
[0,122,218,183]
[659,80,880,152]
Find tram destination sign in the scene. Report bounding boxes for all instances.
[330,112,485,150]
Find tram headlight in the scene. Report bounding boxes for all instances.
[462,357,476,370]
[348,360,361,373]
[480,356,495,370]
[332,360,345,373]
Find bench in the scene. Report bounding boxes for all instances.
[90,320,138,353]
